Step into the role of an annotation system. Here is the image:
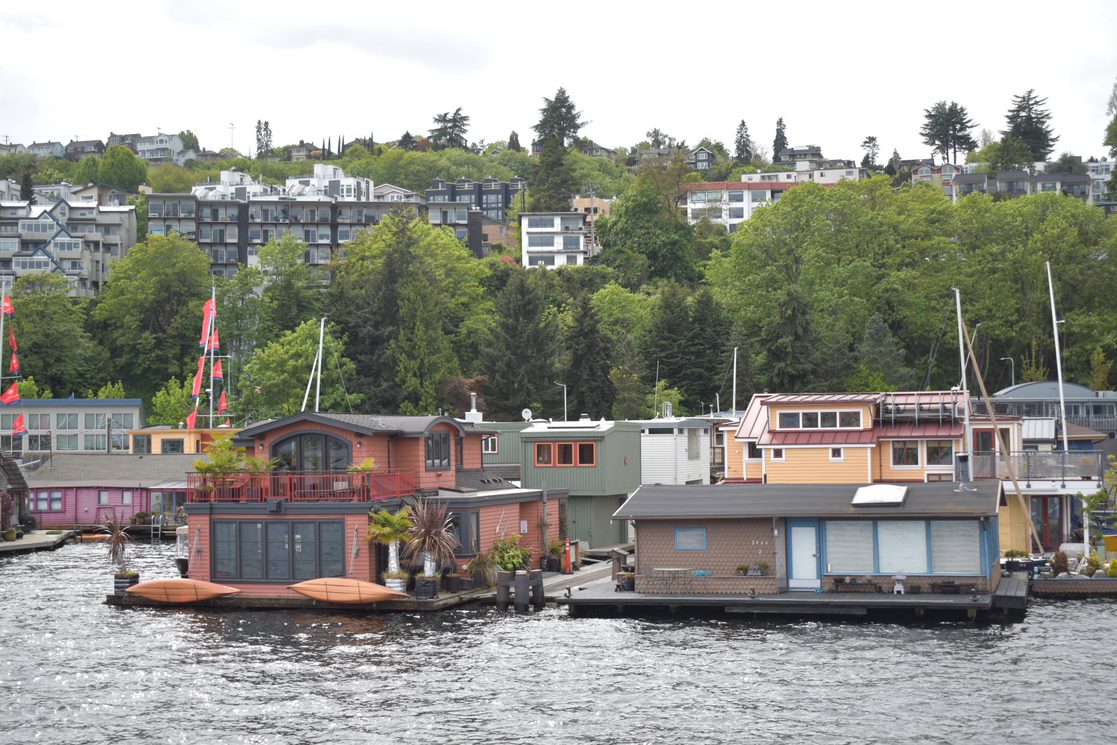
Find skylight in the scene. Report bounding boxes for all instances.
[851,484,908,507]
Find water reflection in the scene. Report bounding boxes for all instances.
[1,542,1115,744]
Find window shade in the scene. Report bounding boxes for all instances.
[931,521,980,574]
[825,521,874,573]
[877,521,928,574]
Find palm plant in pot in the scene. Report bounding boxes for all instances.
[104,510,137,595]
[368,505,413,592]
[403,498,459,600]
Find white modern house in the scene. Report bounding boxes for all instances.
[520,211,590,268]
[136,133,187,165]
[632,415,712,485]
[684,179,796,232]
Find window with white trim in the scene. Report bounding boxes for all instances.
[926,440,954,467]
[481,435,498,455]
[830,447,844,462]
[891,441,920,467]
[770,448,785,462]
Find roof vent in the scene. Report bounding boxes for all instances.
[851,484,908,507]
[579,413,591,421]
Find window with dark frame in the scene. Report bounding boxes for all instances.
[425,432,451,470]
[213,520,344,581]
[892,440,920,466]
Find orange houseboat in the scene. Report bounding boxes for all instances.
[184,413,565,598]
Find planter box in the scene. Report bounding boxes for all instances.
[459,577,474,591]
[834,582,878,593]
[113,575,139,596]
[444,576,463,593]
[414,577,438,600]
[932,582,960,595]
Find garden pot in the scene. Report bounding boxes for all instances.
[459,577,474,591]
[445,575,463,593]
[471,569,489,588]
[384,578,408,593]
[113,575,139,596]
[414,577,438,600]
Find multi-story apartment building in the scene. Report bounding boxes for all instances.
[571,194,612,251]
[953,170,1093,202]
[28,142,64,159]
[0,180,19,201]
[1087,159,1115,213]
[426,177,526,238]
[684,179,797,232]
[520,211,591,268]
[0,199,137,296]
[0,398,145,455]
[64,140,105,161]
[149,166,420,277]
[136,133,187,165]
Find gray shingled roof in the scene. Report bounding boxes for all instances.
[23,454,199,489]
[614,482,1000,520]
[238,412,466,438]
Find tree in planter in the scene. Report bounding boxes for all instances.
[368,506,413,583]
[491,533,532,573]
[403,498,459,579]
[103,510,136,579]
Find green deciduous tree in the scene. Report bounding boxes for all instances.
[533,88,583,147]
[258,234,324,341]
[1088,347,1113,391]
[149,376,194,426]
[98,144,147,192]
[599,178,696,283]
[179,130,200,152]
[239,320,362,419]
[10,273,109,397]
[91,234,211,400]
[1002,89,1058,163]
[74,156,100,184]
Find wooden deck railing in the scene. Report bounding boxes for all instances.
[187,470,416,503]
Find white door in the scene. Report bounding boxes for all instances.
[789,525,820,590]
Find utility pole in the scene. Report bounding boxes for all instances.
[555,382,567,422]
[999,357,1015,388]
[228,123,235,151]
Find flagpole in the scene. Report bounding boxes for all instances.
[207,285,216,429]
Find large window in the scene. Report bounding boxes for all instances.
[55,434,78,450]
[926,440,954,467]
[528,235,553,248]
[481,435,498,455]
[161,438,185,454]
[133,435,151,454]
[877,522,927,573]
[777,410,861,429]
[823,519,983,577]
[274,433,352,472]
[449,511,480,555]
[825,521,874,573]
[35,490,63,512]
[213,520,344,581]
[424,432,451,470]
[891,441,920,467]
[56,413,78,430]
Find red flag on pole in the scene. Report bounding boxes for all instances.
[0,382,18,405]
[212,359,224,381]
[191,355,206,397]
[198,298,214,348]
[9,350,18,374]
[8,327,16,353]
[1,295,13,316]
[185,407,198,429]
[208,327,220,352]
[218,390,228,412]
[11,413,26,436]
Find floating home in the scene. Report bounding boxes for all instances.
[518,418,641,548]
[185,413,563,598]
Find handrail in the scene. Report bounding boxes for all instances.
[186,469,416,503]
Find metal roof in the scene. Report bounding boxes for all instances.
[23,454,199,489]
[1021,417,1056,441]
[761,429,877,446]
[733,394,771,440]
[613,481,1001,521]
[993,381,1098,400]
[237,412,466,438]
[761,393,881,404]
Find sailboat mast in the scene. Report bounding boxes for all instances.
[731,346,738,414]
[1046,262,1070,454]
[953,288,972,486]
[314,316,326,413]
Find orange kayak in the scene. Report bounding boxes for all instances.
[127,579,242,603]
[288,577,409,604]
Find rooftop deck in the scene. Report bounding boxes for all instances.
[187,470,416,503]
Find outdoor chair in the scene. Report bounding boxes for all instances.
[691,568,712,593]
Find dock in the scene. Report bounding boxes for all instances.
[561,572,1029,624]
[1031,576,1117,599]
[0,529,77,556]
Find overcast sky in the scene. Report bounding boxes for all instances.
[3,1,1115,164]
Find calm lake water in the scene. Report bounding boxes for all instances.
[1,542,1115,744]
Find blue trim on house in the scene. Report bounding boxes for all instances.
[787,518,820,580]
[819,518,987,578]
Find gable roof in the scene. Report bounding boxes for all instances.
[22,454,199,489]
[614,481,1000,521]
[237,412,467,439]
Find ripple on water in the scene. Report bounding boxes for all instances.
[2,543,1116,744]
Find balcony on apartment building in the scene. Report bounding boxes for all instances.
[962,450,1105,483]
[187,469,417,503]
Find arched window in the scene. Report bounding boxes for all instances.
[272,432,351,472]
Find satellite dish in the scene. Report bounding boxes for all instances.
[521,408,533,422]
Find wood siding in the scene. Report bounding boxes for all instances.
[724,436,746,480]
[30,486,153,528]
[765,447,869,484]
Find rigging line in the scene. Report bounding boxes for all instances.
[331,348,354,413]
[922,306,953,390]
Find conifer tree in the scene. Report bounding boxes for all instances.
[682,289,728,410]
[642,284,691,398]
[734,120,753,164]
[533,88,583,146]
[1002,89,1058,162]
[772,117,788,160]
[531,136,577,211]
[566,295,614,420]
[508,131,521,151]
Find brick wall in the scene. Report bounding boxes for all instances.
[634,518,780,594]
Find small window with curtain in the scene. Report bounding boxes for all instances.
[556,443,575,466]
[534,442,553,466]
[830,447,844,462]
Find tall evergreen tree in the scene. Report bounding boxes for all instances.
[641,284,691,402]
[533,88,583,146]
[430,108,469,150]
[733,120,753,163]
[761,284,812,392]
[531,136,577,211]
[391,278,459,415]
[682,288,728,411]
[508,131,522,151]
[480,269,559,419]
[1002,89,1058,162]
[884,148,902,176]
[566,295,614,420]
[921,101,977,164]
[19,172,32,201]
[399,131,416,151]
[772,117,788,160]
[860,136,879,168]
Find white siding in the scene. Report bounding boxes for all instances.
[639,429,710,485]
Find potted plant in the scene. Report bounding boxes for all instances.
[1003,548,1030,572]
[403,498,459,600]
[368,506,413,592]
[756,562,770,576]
[466,549,494,588]
[544,540,564,572]
[736,564,750,576]
[444,572,463,593]
[104,510,137,595]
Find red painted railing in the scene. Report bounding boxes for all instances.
[187,470,417,503]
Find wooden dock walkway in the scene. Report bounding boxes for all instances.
[0,530,76,556]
